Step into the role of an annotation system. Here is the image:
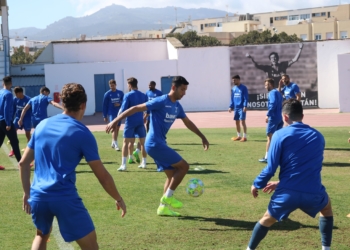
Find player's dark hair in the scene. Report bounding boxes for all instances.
[40,86,50,94]
[172,76,189,88]
[127,77,138,88]
[282,74,290,79]
[14,86,23,93]
[109,79,116,85]
[150,81,156,85]
[269,52,279,61]
[265,78,274,87]
[282,99,303,121]
[61,83,87,112]
[3,76,12,86]
[232,75,240,80]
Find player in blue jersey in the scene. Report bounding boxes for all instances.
[19,83,126,250]
[117,77,148,171]
[133,81,163,160]
[258,79,283,163]
[8,87,32,158]
[106,76,209,217]
[278,74,301,100]
[18,86,63,128]
[0,76,21,170]
[103,79,124,151]
[247,99,333,250]
[228,75,249,142]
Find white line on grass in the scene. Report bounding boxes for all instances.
[1,144,74,250]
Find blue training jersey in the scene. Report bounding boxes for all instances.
[229,84,249,109]
[281,82,300,100]
[145,89,163,116]
[28,114,100,202]
[120,90,147,127]
[145,95,186,146]
[0,89,14,126]
[102,89,124,118]
[29,94,53,121]
[253,122,325,194]
[13,95,31,121]
[266,89,283,122]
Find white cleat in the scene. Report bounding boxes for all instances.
[114,145,120,151]
[138,163,147,169]
[117,164,127,171]
[111,143,115,149]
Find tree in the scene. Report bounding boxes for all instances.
[230,30,302,46]
[167,31,221,47]
[11,46,34,65]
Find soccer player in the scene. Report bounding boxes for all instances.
[8,87,32,157]
[106,76,209,217]
[0,76,21,170]
[133,81,163,161]
[258,79,283,163]
[117,77,148,171]
[278,74,301,100]
[228,75,249,142]
[18,86,63,128]
[103,79,124,151]
[19,83,126,250]
[247,99,333,250]
[246,43,303,85]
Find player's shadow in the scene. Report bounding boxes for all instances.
[325,148,350,151]
[188,162,216,166]
[169,143,217,146]
[322,162,350,167]
[78,162,115,165]
[172,148,183,152]
[178,216,325,231]
[187,169,229,174]
[249,140,267,142]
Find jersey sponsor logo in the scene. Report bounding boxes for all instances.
[165,105,172,108]
[166,113,176,119]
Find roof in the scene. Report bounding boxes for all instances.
[11,75,45,87]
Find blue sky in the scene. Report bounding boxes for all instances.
[8,0,346,30]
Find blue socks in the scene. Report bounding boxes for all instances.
[248,222,269,249]
[319,216,333,247]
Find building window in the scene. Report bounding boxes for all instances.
[312,13,321,17]
[149,34,153,38]
[137,34,142,38]
[340,31,348,39]
[300,14,310,20]
[326,32,333,39]
[300,34,307,41]
[289,15,299,20]
[315,34,322,40]
[217,22,222,27]
[321,12,326,16]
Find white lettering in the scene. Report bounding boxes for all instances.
[166,113,176,119]
[301,92,306,98]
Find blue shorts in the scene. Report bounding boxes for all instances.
[28,198,95,242]
[234,109,246,121]
[146,144,182,172]
[109,114,121,126]
[124,124,146,138]
[32,118,46,128]
[268,188,329,222]
[13,117,32,131]
[266,120,283,135]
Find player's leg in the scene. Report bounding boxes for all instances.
[127,138,136,163]
[135,125,146,168]
[112,126,120,151]
[240,110,247,142]
[259,133,272,163]
[6,124,21,162]
[0,121,7,169]
[137,137,147,168]
[157,169,181,216]
[231,109,242,141]
[118,137,130,171]
[75,230,98,250]
[319,197,333,250]
[31,228,52,250]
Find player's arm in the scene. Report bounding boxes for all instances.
[293,84,301,101]
[4,94,14,129]
[106,103,148,133]
[19,147,35,214]
[288,43,303,67]
[266,92,276,117]
[277,79,284,93]
[243,86,249,112]
[88,160,126,217]
[49,100,63,110]
[102,93,109,122]
[18,103,31,126]
[228,88,234,112]
[181,116,209,150]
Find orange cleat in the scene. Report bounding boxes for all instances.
[240,137,247,142]
[231,136,242,141]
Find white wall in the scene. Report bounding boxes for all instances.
[177,47,231,111]
[53,40,168,64]
[45,60,177,116]
[167,40,178,60]
[338,53,350,112]
[317,39,350,108]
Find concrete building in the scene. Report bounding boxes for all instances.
[10,37,47,55]
[0,0,10,78]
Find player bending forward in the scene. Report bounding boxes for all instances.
[106,76,209,216]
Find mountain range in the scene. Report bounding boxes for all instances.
[10,4,230,41]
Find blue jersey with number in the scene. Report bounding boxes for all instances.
[145,95,186,146]
[281,82,300,100]
[120,90,147,127]
[229,84,249,109]
[102,89,124,118]
[266,89,283,121]
[29,94,53,121]
[28,114,100,201]
[13,95,32,122]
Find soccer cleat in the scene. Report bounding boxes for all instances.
[127,158,134,164]
[231,136,241,141]
[6,140,10,145]
[114,145,120,151]
[111,143,115,148]
[138,163,147,169]
[0,166,5,170]
[240,137,247,142]
[117,165,127,171]
[259,158,267,163]
[133,150,140,163]
[157,206,180,217]
[160,195,183,208]
[8,150,14,157]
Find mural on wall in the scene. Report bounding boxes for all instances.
[229,42,318,109]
